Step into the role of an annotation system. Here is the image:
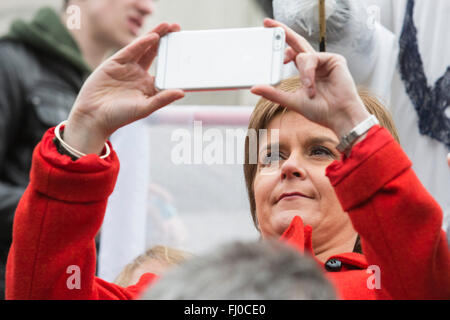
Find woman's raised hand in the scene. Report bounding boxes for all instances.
[251,19,371,139]
[64,23,185,156]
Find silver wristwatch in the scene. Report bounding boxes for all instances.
[336,115,379,153]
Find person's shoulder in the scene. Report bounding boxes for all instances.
[0,39,38,68]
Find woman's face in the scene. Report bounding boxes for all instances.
[253,111,353,242]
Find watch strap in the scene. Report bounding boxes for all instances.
[336,115,379,153]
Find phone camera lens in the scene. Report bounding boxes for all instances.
[275,34,281,40]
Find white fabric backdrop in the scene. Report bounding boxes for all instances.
[362,0,450,233]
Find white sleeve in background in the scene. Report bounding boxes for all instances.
[359,22,397,104]
[362,0,396,32]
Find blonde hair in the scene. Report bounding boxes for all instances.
[114,245,193,287]
[244,77,400,230]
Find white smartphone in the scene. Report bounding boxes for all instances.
[155,27,285,91]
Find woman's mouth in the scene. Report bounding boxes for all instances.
[276,192,312,203]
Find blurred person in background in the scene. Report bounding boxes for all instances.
[145,184,189,249]
[114,245,193,287]
[141,241,336,300]
[255,0,273,18]
[0,0,155,299]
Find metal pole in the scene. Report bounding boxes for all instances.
[319,0,327,52]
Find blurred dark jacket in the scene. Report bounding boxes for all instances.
[255,0,274,18]
[0,7,91,299]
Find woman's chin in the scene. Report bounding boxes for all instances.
[272,210,314,235]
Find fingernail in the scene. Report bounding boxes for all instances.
[302,78,311,87]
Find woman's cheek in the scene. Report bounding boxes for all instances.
[253,173,277,234]
[312,170,342,219]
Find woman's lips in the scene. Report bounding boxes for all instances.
[276,192,312,204]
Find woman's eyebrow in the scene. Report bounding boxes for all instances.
[259,136,338,152]
[305,136,340,146]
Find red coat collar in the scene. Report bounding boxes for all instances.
[279,216,313,254]
[279,216,368,270]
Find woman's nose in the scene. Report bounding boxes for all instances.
[280,156,307,180]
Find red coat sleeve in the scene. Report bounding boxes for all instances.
[326,125,450,299]
[5,128,156,299]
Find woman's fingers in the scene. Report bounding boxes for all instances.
[169,23,181,33]
[149,22,170,37]
[139,23,181,69]
[138,38,160,69]
[251,85,306,111]
[253,52,344,104]
[149,22,180,38]
[112,33,160,65]
[295,52,347,98]
[137,89,185,119]
[296,53,320,98]
[447,153,450,168]
[284,47,297,64]
[264,18,315,54]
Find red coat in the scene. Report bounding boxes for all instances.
[5,125,450,299]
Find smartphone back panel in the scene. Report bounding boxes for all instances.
[155,27,285,91]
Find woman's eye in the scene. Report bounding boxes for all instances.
[261,152,282,165]
[310,146,335,158]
